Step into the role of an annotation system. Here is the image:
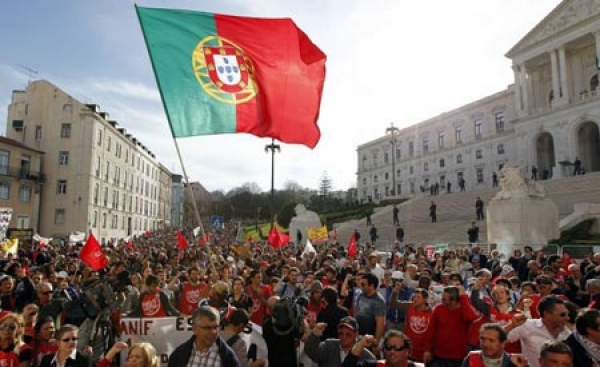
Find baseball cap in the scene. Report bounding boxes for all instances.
[391,271,404,280]
[56,271,69,279]
[338,316,358,331]
[500,265,515,276]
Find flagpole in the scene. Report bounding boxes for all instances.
[264,139,280,229]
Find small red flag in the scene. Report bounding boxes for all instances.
[347,234,357,257]
[176,231,188,250]
[79,234,108,271]
[126,241,133,250]
[268,227,290,249]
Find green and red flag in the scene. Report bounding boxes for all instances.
[136,6,327,148]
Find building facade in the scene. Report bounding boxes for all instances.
[171,174,184,229]
[0,137,44,231]
[357,0,600,202]
[5,80,171,242]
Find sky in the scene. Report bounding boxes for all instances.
[0,0,563,194]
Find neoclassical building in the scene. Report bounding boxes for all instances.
[357,0,600,202]
[5,80,173,242]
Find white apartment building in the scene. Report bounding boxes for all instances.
[5,80,171,243]
[357,0,600,202]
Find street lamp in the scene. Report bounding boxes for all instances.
[265,139,281,228]
[386,123,400,197]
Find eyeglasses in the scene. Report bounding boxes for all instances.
[384,344,407,352]
[61,337,79,342]
[0,323,17,331]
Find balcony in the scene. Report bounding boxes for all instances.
[0,166,46,183]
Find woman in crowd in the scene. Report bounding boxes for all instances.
[97,341,159,367]
[0,311,32,367]
[39,325,90,367]
[27,317,57,367]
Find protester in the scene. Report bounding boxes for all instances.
[461,323,527,367]
[39,325,90,367]
[98,341,159,367]
[539,341,573,367]
[342,330,424,367]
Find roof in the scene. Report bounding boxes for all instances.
[0,136,44,154]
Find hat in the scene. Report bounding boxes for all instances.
[338,316,358,331]
[391,271,404,280]
[500,265,515,276]
[56,271,69,279]
[0,274,10,282]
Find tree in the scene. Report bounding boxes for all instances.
[277,201,298,229]
[319,172,333,197]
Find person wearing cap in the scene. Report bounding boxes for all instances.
[305,317,376,367]
[385,271,413,332]
[342,330,425,367]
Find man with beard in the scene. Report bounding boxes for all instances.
[168,266,206,316]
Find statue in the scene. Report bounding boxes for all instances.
[289,204,322,245]
[493,165,546,200]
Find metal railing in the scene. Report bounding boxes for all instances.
[0,166,45,183]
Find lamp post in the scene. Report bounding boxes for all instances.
[386,123,400,197]
[265,139,281,228]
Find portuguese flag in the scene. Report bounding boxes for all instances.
[136,6,326,148]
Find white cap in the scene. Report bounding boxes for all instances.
[391,271,404,280]
[56,271,69,279]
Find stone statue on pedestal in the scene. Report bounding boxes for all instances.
[289,204,322,245]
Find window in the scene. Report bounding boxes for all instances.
[438,132,445,149]
[0,182,9,200]
[424,162,429,171]
[440,175,446,187]
[35,126,42,140]
[107,136,111,152]
[94,183,99,205]
[374,175,379,183]
[63,104,73,114]
[477,168,484,183]
[396,148,401,160]
[103,187,108,207]
[474,120,482,138]
[362,177,367,185]
[55,209,65,224]
[410,181,415,194]
[396,169,401,177]
[440,159,445,168]
[102,213,107,228]
[105,161,110,181]
[455,127,462,144]
[97,130,103,146]
[59,151,69,166]
[408,141,414,157]
[423,138,429,153]
[384,172,389,180]
[60,123,71,138]
[19,186,30,202]
[0,151,8,175]
[457,154,463,164]
[92,211,97,228]
[384,152,389,164]
[396,184,401,195]
[57,180,67,194]
[476,149,482,160]
[497,144,505,155]
[495,112,505,132]
[410,166,414,174]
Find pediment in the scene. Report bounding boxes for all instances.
[506,0,600,58]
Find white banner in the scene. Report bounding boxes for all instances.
[119,317,265,367]
[0,208,13,241]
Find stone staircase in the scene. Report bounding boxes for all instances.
[334,172,600,250]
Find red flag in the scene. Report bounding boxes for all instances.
[39,240,45,249]
[268,227,290,249]
[79,234,108,271]
[176,231,188,250]
[126,241,133,250]
[347,235,357,257]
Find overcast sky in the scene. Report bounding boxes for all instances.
[0,0,562,193]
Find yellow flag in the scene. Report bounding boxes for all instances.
[1,238,19,255]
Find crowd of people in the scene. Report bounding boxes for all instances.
[0,220,597,367]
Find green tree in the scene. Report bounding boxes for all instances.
[277,201,298,229]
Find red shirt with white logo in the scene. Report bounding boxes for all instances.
[179,282,206,315]
[141,291,167,317]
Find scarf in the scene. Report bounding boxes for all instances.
[574,330,600,365]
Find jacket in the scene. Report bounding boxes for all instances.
[461,351,524,367]
[168,335,240,367]
[564,334,595,367]
[39,351,92,367]
[304,333,375,367]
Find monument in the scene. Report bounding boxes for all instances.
[289,204,322,245]
[487,165,559,254]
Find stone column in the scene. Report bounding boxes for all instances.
[550,49,560,105]
[512,65,523,114]
[520,64,530,113]
[558,46,569,102]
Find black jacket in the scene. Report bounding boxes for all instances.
[168,335,240,367]
[39,351,92,367]
[564,334,595,367]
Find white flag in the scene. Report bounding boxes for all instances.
[193,227,201,237]
[301,239,316,258]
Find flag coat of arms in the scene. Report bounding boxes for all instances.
[136,6,326,148]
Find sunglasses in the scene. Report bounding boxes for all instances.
[384,344,407,352]
[0,323,17,331]
[41,291,52,295]
[61,337,79,342]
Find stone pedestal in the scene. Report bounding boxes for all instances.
[289,204,322,245]
[487,195,559,255]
